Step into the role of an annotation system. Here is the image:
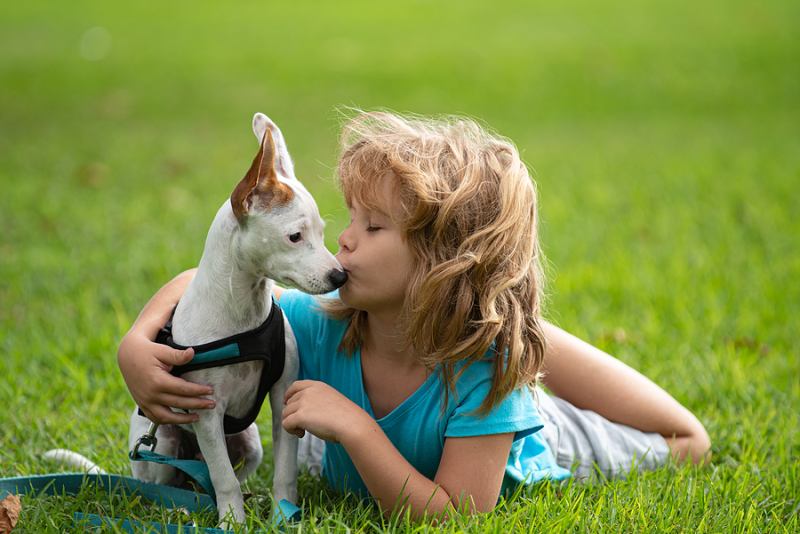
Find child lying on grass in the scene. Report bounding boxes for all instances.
[118,111,710,518]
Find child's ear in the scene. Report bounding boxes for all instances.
[252,112,296,181]
[231,128,293,222]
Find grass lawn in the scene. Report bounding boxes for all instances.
[1,0,797,531]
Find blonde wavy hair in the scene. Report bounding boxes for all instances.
[323,111,546,414]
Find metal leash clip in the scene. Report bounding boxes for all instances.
[130,421,159,458]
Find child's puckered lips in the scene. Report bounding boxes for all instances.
[335,256,352,273]
[336,263,353,287]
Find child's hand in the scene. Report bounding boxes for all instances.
[282,380,373,443]
[118,331,216,424]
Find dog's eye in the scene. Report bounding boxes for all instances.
[289,232,302,243]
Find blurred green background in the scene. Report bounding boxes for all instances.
[1,0,798,530]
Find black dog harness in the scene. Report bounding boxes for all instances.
[148,301,286,435]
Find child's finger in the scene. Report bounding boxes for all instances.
[159,374,214,397]
[284,390,301,405]
[284,380,314,403]
[281,413,305,438]
[153,346,195,369]
[145,405,200,425]
[281,400,299,418]
[157,393,216,411]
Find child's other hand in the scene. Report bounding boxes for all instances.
[117,331,215,424]
[282,380,372,443]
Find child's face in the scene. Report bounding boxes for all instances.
[336,174,414,315]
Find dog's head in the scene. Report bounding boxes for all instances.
[229,113,347,294]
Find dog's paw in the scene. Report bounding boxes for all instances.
[217,501,246,530]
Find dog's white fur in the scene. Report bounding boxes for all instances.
[127,113,344,526]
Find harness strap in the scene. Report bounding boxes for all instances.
[150,299,287,435]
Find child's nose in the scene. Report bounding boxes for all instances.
[337,225,354,252]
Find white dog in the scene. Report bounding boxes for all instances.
[127,113,346,526]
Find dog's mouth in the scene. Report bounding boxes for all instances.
[282,276,298,289]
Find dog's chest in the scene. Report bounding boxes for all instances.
[183,361,263,419]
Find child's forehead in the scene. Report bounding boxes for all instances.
[345,192,391,217]
[344,171,400,216]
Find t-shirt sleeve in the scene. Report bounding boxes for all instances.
[444,372,544,442]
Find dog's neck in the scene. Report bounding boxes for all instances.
[170,200,274,346]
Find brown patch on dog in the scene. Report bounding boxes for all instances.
[231,129,295,222]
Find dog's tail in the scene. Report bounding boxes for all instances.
[43,448,106,474]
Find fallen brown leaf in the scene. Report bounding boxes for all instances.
[0,494,21,534]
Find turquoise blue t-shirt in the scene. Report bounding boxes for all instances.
[279,289,571,496]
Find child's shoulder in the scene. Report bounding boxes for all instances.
[444,355,541,439]
[278,288,335,316]
[448,349,536,409]
[277,287,320,312]
[278,289,346,340]
[449,351,506,401]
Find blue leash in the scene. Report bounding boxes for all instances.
[0,472,215,512]
[1,430,302,533]
[128,420,301,524]
[129,422,217,499]
[76,512,228,533]
[0,472,222,532]
[0,472,301,532]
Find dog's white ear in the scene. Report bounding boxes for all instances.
[231,128,294,222]
[252,113,296,181]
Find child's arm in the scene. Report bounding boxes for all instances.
[344,416,512,518]
[117,268,212,423]
[540,320,711,463]
[283,380,513,518]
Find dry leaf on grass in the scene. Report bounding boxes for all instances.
[0,494,21,534]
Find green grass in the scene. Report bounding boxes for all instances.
[1,0,798,531]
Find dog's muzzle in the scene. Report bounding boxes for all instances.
[327,268,348,289]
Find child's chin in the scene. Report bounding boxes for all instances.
[337,284,353,303]
[337,285,364,310]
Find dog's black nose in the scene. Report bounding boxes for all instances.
[327,268,348,288]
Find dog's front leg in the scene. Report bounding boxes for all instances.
[270,382,299,504]
[193,409,246,526]
[269,329,299,504]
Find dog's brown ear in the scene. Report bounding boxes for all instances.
[231,129,294,222]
